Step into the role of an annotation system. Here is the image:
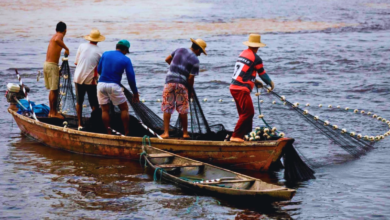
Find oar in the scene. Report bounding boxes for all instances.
[15,69,38,121]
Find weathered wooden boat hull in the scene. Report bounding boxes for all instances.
[144,145,296,201]
[9,108,293,171]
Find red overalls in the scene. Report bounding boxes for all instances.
[230,49,266,139]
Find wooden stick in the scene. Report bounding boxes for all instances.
[15,69,38,121]
[139,122,163,139]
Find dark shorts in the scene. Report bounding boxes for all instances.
[75,83,99,108]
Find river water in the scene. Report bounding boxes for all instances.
[1,0,390,219]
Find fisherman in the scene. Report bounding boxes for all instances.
[97,40,139,135]
[160,38,207,139]
[44,21,69,119]
[74,29,105,130]
[230,34,275,142]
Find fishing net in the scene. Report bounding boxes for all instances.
[252,85,382,178]
[55,59,229,140]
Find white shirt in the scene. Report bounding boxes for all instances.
[74,43,103,85]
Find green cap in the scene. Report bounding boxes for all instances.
[117,39,130,53]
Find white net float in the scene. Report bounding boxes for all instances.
[324,121,330,126]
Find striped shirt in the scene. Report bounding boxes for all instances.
[165,48,199,87]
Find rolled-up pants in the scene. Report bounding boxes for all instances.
[230,89,254,139]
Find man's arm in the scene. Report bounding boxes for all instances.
[255,58,274,91]
[165,55,173,65]
[55,34,69,56]
[188,74,195,90]
[125,59,139,102]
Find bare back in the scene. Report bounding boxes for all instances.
[46,32,65,64]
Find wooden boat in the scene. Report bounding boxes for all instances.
[8,104,293,171]
[142,143,296,201]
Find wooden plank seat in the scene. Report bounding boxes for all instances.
[157,163,204,168]
[195,179,256,185]
[147,153,174,158]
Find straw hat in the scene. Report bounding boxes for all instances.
[84,29,105,42]
[243,34,266,48]
[190,38,207,55]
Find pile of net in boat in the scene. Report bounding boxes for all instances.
[55,59,229,141]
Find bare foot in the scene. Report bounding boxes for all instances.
[230,137,245,142]
[160,133,170,139]
[182,132,190,139]
[48,113,64,120]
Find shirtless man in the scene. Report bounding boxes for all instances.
[44,21,69,119]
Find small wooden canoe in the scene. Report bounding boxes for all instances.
[8,105,293,171]
[142,144,296,201]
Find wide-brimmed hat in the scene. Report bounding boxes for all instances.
[190,38,207,55]
[84,29,105,42]
[243,34,266,48]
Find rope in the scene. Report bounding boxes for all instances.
[139,152,147,165]
[142,135,151,146]
[256,87,272,129]
[15,69,38,121]
[153,167,164,182]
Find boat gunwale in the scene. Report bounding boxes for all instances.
[9,108,290,148]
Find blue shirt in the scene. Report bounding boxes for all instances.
[97,50,138,94]
[165,48,199,86]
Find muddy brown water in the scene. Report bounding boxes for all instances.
[1,0,390,219]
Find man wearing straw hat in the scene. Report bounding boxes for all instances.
[230,34,275,142]
[74,29,105,130]
[160,38,207,139]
